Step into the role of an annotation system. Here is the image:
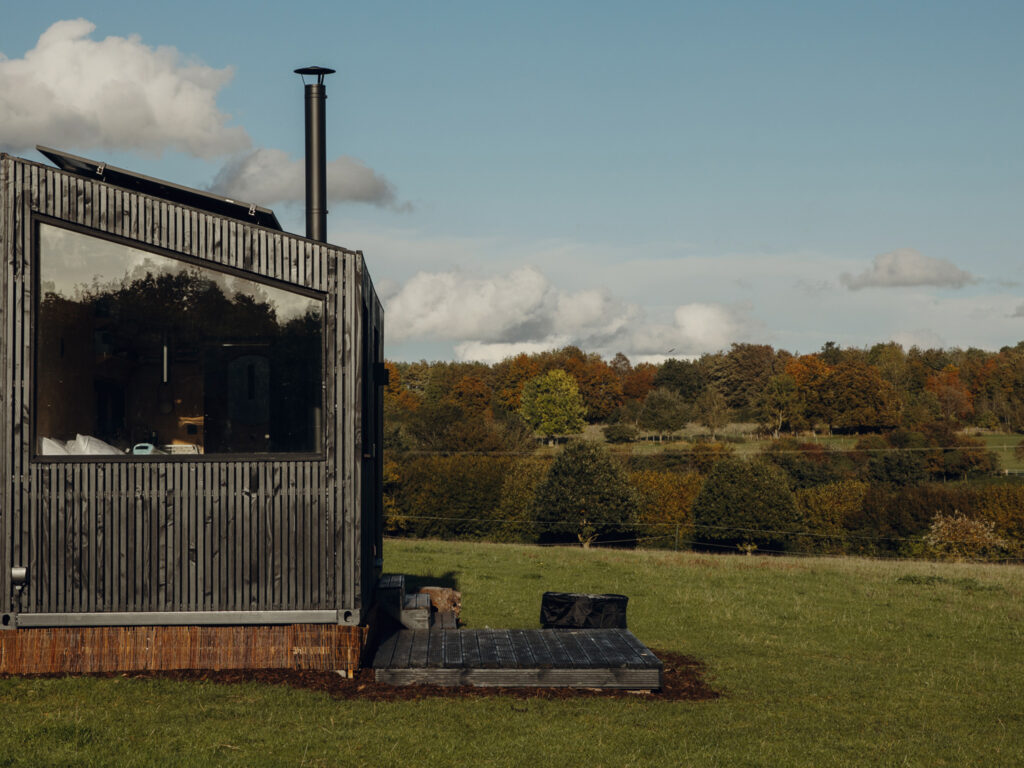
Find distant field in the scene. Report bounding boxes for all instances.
[979,433,1024,472]
[598,425,1024,474]
[1,540,1021,767]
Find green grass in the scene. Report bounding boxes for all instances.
[2,541,1022,767]
[978,433,1024,472]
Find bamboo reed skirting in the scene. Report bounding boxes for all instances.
[0,624,367,675]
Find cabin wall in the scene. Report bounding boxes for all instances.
[0,154,377,628]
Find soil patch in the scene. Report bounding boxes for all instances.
[108,649,719,701]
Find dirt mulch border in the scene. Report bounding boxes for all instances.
[110,649,721,701]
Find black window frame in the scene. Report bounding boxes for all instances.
[30,215,329,463]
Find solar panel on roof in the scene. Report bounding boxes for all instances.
[36,145,282,231]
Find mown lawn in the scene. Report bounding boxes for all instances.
[1,540,1021,767]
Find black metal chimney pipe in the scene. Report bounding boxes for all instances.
[294,66,335,242]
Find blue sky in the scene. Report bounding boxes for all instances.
[3,1,1023,362]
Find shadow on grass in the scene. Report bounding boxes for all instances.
[403,571,460,592]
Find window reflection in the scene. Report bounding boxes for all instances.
[36,223,323,456]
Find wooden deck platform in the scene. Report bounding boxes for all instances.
[373,628,662,689]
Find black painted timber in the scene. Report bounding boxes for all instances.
[373,628,663,689]
[0,152,385,628]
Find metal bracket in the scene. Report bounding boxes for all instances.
[248,203,256,217]
[95,162,106,177]
[3,567,27,630]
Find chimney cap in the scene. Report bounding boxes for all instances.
[295,66,335,84]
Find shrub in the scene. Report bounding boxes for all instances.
[388,455,514,539]
[534,441,637,548]
[630,469,703,549]
[692,457,800,552]
[922,512,1016,562]
[494,458,550,543]
[603,424,639,443]
[689,442,735,474]
[794,479,868,554]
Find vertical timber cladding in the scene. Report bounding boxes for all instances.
[0,154,371,626]
[1,156,13,618]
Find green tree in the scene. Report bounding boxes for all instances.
[654,358,705,401]
[757,373,800,438]
[518,369,586,443]
[637,387,689,441]
[692,458,800,551]
[695,386,730,440]
[534,441,637,548]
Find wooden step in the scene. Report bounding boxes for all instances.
[400,593,432,630]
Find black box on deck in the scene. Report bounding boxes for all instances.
[540,592,628,629]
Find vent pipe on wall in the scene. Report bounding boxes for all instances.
[294,66,335,242]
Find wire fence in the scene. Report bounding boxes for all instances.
[383,514,1024,563]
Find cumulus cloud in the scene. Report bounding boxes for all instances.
[386,266,632,344]
[209,148,408,210]
[385,265,751,363]
[840,248,975,291]
[0,19,248,157]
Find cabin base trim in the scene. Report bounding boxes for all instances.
[14,609,360,628]
[0,623,368,675]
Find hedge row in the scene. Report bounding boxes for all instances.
[383,453,1024,560]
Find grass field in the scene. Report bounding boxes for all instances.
[2,540,1022,767]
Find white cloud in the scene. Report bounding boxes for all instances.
[840,248,975,290]
[387,266,630,344]
[385,264,751,363]
[0,19,248,157]
[209,148,409,210]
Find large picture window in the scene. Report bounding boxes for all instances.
[35,222,324,457]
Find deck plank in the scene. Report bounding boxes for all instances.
[555,630,597,668]
[618,630,665,669]
[408,630,430,668]
[372,631,401,669]
[443,630,463,668]
[426,629,446,668]
[389,629,415,669]
[461,630,482,668]
[542,630,575,667]
[525,631,554,668]
[508,629,536,668]
[476,631,500,668]
[493,630,518,669]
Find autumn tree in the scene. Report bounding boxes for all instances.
[534,441,637,548]
[705,343,780,415]
[518,369,586,443]
[491,353,541,411]
[622,362,657,402]
[829,360,899,431]
[561,349,624,422]
[630,470,703,549]
[926,365,974,423]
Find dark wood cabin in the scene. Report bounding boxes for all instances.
[0,148,384,673]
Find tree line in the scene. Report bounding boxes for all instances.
[382,341,1024,561]
[387,340,1024,442]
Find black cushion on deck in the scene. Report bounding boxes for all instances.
[540,592,628,629]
